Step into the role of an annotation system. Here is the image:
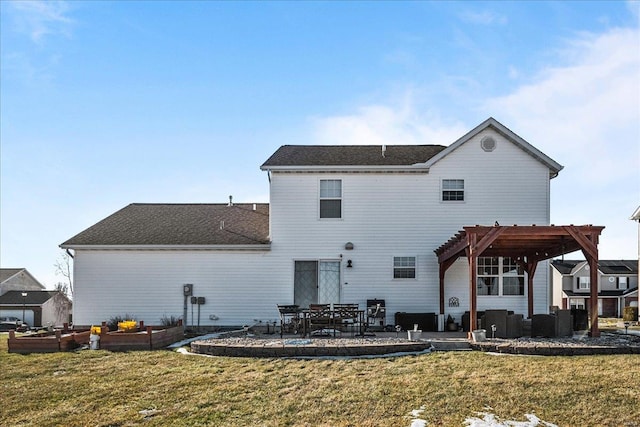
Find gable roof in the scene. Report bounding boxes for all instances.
[422,117,563,178]
[0,268,46,289]
[0,290,60,305]
[260,117,563,177]
[551,260,638,275]
[261,145,447,171]
[550,260,581,274]
[61,203,270,248]
[0,269,24,283]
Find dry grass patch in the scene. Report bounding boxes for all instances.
[1,334,639,426]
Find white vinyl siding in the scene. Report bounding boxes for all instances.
[72,127,554,327]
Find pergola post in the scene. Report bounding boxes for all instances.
[469,253,478,333]
[524,258,538,319]
[565,225,601,337]
[439,263,445,315]
[588,256,599,337]
[467,233,478,333]
[439,257,458,315]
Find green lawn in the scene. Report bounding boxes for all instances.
[1,333,639,426]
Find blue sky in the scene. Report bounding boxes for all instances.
[1,1,639,289]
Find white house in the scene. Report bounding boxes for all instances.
[62,117,567,329]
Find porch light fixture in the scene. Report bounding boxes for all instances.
[347,260,353,268]
[345,242,354,250]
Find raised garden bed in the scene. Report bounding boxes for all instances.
[7,321,184,353]
[8,329,91,354]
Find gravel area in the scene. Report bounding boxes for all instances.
[470,331,640,355]
[189,330,640,357]
[200,336,414,347]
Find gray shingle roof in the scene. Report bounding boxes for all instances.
[61,203,270,247]
[550,260,581,274]
[598,260,638,275]
[261,145,447,168]
[0,290,58,305]
[0,269,24,283]
[551,260,638,275]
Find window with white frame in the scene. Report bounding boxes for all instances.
[319,179,342,218]
[578,277,590,290]
[442,179,464,201]
[477,257,524,296]
[393,256,416,279]
[502,257,525,295]
[617,276,628,290]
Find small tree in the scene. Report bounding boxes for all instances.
[55,250,73,298]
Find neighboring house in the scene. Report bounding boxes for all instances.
[0,268,46,296]
[632,206,640,316]
[0,290,72,327]
[62,117,568,328]
[550,260,638,317]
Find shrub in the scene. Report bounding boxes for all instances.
[623,306,638,322]
[160,314,181,327]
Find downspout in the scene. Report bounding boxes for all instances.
[66,249,75,259]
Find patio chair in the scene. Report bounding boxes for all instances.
[277,304,302,338]
[307,304,332,336]
[332,304,361,337]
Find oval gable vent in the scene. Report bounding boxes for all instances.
[481,136,496,152]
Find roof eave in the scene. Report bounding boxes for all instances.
[260,164,430,172]
[60,244,272,251]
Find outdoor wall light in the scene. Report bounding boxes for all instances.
[347,260,353,268]
[345,242,354,250]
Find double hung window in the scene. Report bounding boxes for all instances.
[617,277,628,290]
[442,179,464,201]
[578,277,590,290]
[393,256,416,279]
[320,179,342,219]
[477,257,524,296]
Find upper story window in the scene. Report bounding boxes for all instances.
[393,256,416,279]
[617,276,628,290]
[578,277,590,290]
[477,257,524,296]
[442,179,464,201]
[320,179,342,219]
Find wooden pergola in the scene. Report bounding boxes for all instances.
[434,224,605,337]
